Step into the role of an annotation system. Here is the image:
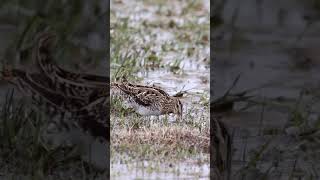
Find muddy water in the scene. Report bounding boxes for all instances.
[214,0,320,179]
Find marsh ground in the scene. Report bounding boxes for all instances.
[110,0,210,179]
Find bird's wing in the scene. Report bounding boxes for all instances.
[9,69,86,111]
[133,84,170,96]
[134,90,161,106]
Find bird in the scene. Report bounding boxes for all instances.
[111,81,183,120]
[1,64,109,140]
[33,31,183,121]
[0,30,109,140]
[211,115,232,180]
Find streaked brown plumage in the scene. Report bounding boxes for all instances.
[1,65,109,140]
[111,82,183,120]
[0,31,109,140]
[33,32,109,99]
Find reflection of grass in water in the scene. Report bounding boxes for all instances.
[0,90,106,179]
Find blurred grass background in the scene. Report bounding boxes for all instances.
[0,0,109,179]
[0,0,108,74]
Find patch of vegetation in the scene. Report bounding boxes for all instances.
[0,0,106,72]
[0,90,108,179]
[110,0,209,177]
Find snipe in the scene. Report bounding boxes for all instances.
[111,81,183,120]
[0,31,109,140]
